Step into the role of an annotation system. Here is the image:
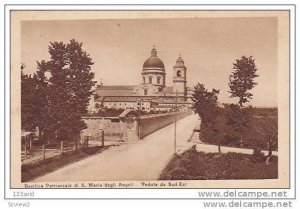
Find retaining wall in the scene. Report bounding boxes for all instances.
[82,117,127,142]
[139,110,193,138]
[82,110,193,142]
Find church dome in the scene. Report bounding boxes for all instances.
[143,47,165,69]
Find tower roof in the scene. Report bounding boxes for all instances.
[143,46,165,69]
[174,55,186,68]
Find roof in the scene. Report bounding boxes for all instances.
[153,97,190,104]
[143,47,165,69]
[94,85,135,97]
[173,55,186,68]
[96,85,136,90]
[143,57,165,69]
[102,97,153,103]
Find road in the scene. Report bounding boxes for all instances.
[34,113,199,182]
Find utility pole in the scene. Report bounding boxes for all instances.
[174,90,178,154]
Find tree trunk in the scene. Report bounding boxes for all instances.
[266,150,272,165]
[38,127,42,141]
[239,98,243,107]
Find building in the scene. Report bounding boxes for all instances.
[89,46,193,113]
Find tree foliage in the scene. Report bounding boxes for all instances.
[192,83,220,125]
[224,103,251,133]
[21,39,96,142]
[229,56,259,107]
[21,66,38,131]
[255,116,278,163]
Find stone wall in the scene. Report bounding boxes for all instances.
[139,110,193,138]
[82,110,192,142]
[82,117,128,142]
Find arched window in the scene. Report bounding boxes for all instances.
[149,76,152,84]
[177,70,181,77]
[157,76,161,84]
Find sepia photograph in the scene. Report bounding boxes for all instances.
[9,10,290,189]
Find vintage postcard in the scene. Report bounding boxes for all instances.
[10,10,290,189]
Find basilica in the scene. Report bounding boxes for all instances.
[89,47,193,113]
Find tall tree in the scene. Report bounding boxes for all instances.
[34,60,50,141]
[192,83,219,124]
[46,39,96,142]
[228,56,259,107]
[192,83,221,151]
[21,64,38,131]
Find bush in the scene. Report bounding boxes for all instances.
[252,148,266,163]
[169,167,189,180]
[223,133,239,146]
[159,148,278,180]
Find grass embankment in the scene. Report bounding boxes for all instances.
[200,107,278,151]
[22,146,108,182]
[159,148,278,180]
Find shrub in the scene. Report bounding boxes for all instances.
[223,133,239,146]
[252,148,265,163]
[169,167,189,180]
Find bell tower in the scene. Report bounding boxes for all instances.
[173,55,187,97]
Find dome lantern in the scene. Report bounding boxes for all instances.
[151,46,157,57]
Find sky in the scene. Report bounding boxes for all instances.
[21,17,278,107]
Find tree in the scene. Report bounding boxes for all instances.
[255,116,278,165]
[224,103,251,146]
[21,39,96,145]
[192,83,220,125]
[34,61,51,141]
[192,83,222,152]
[45,39,96,143]
[229,56,259,107]
[21,64,38,131]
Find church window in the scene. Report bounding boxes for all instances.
[143,77,145,83]
[177,70,181,77]
[144,89,148,95]
[157,76,161,84]
[149,76,152,84]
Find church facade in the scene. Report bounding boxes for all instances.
[89,47,193,113]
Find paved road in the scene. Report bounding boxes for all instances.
[34,113,199,182]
